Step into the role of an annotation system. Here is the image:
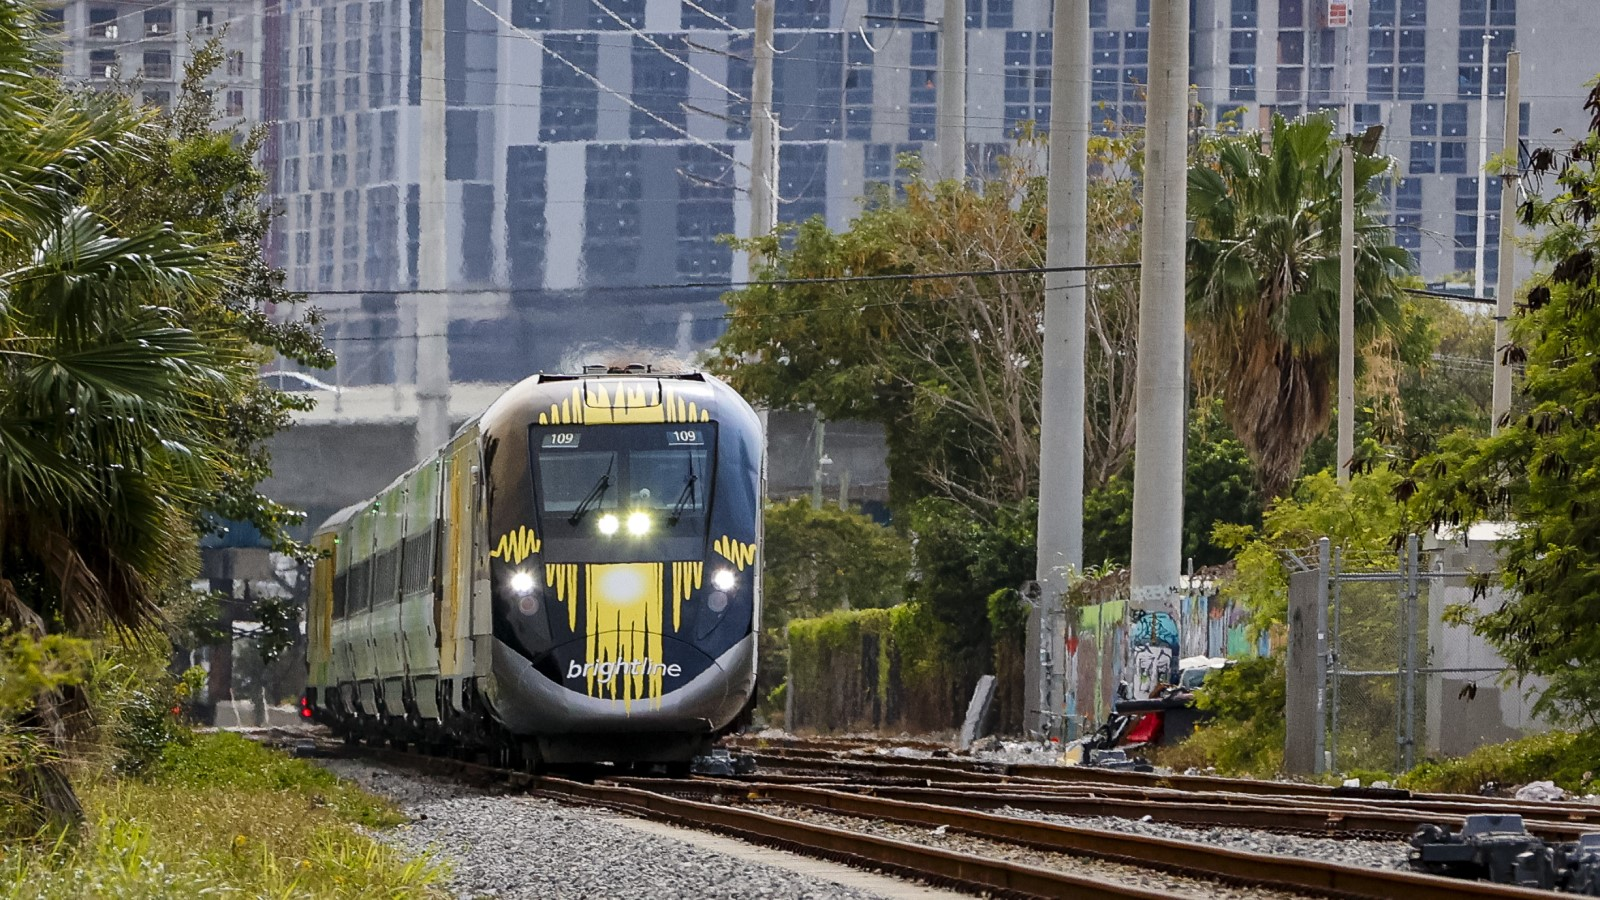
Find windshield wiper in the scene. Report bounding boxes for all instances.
[568,458,615,526]
[667,458,699,526]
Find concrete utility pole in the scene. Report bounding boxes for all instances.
[1032,0,1089,739]
[414,0,450,461]
[1473,31,1491,299]
[750,0,778,258]
[1492,50,1520,434]
[1128,0,1189,610]
[937,0,967,181]
[1337,144,1355,485]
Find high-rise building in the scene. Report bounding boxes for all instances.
[255,0,1594,525]
[40,0,265,120]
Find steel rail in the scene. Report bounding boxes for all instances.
[729,780,1594,843]
[725,776,1600,842]
[528,777,1186,899]
[739,744,1600,823]
[628,779,1559,900]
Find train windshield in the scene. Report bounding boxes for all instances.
[531,424,716,539]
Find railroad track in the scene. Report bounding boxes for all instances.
[729,740,1600,842]
[312,738,1564,900]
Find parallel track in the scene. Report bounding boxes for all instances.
[321,739,1566,900]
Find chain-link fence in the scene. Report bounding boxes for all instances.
[1286,535,1538,776]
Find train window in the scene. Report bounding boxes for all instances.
[530,423,718,529]
[537,451,618,515]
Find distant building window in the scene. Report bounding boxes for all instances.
[504,145,547,289]
[844,33,874,140]
[539,35,598,141]
[908,31,937,141]
[1368,0,1425,101]
[226,50,245,77]
[587,0,643,30]
[226,89,245,117]
[143,90,171,110]
[89,7,117,39]
[583,145,642,284]
[195,8,214,33]
[676,145,734,280]
[630,35,687,139]
[144,8,171,35]
[965,0,1012,29]
[1004,31,1051,135]
[778,143,827,225]
[90,49,116,79]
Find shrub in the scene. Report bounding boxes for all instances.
[1401,730,1600,795]
[1159,655,1287,777]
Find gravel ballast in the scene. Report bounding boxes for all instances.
[320,758,924,900]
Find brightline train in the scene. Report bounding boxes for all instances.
[303,368,762,768]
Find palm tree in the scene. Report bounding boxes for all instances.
[0,3,247,828]
[1186,113,1409,498]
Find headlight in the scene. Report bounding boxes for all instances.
[509,570,537,594]
[626,511,651,536]
[597,513,620,535]
[711,568,737,592]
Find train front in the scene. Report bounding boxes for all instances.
[480,373,761,765]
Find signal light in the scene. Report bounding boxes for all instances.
[299,696,314,719]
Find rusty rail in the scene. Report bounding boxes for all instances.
[609,777,1559,900]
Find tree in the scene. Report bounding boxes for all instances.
[0,6,322,828]
[710,135,1144,513]
[1186,113,1410,497]
[1408,82,1600,726]
[758,501,911,710]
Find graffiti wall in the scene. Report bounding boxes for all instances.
[1063,586,1273,738]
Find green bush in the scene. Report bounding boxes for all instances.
[1401,730,1600,795]
[1160,656,1287,777]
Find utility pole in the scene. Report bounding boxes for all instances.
[1492,50,1520,433]
[1032,0,1089,739]
[1337,144,1355,485]
[414,0,450,461]
[749,0,778,260]
[1473,31,1491,299]
[937,0,966,181]
[810,418,827,509]
[1128,0,1189,611]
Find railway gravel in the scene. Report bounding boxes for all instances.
[995,806,1413,872]
[751,801,1314,899]
[319,758,895,900]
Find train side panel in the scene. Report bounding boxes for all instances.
[400,459,443,719]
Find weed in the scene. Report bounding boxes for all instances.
[1401,730,1600,795]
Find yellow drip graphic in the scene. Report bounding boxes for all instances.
[713,535,757,571]
[583,563,665,710]
[546,563,580,630]
[489,526,541,565]
[670,561,703,631]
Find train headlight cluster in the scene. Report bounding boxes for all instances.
[711,568,737,592]
[597,513,620,535]
[626,512,651,536]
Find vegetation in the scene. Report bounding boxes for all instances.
[1402,730,1600,795]
[1407,81,1600,727]
[0,0,325,835]
[759,501,911,719]
[711,135,1144,512]
[1,732,445,898]
[1158,656,1286,777]
[1187,113,1410,497]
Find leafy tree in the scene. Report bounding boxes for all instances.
[1213,468,1411,633]
[758,500,911,710]
[0,6,323,827]
[1082,398,1262,568]
[711,136,1143,513]
[1187,113,1410,497]
[1408,82,1600,726]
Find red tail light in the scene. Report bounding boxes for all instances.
[299,695,314,718]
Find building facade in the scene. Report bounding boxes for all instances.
[250,0,1594,527]
[42,0,265,120]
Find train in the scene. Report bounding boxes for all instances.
[302,367,763,770]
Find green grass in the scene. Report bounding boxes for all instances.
[1400,729,1600,795]
[1,732,445,899]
